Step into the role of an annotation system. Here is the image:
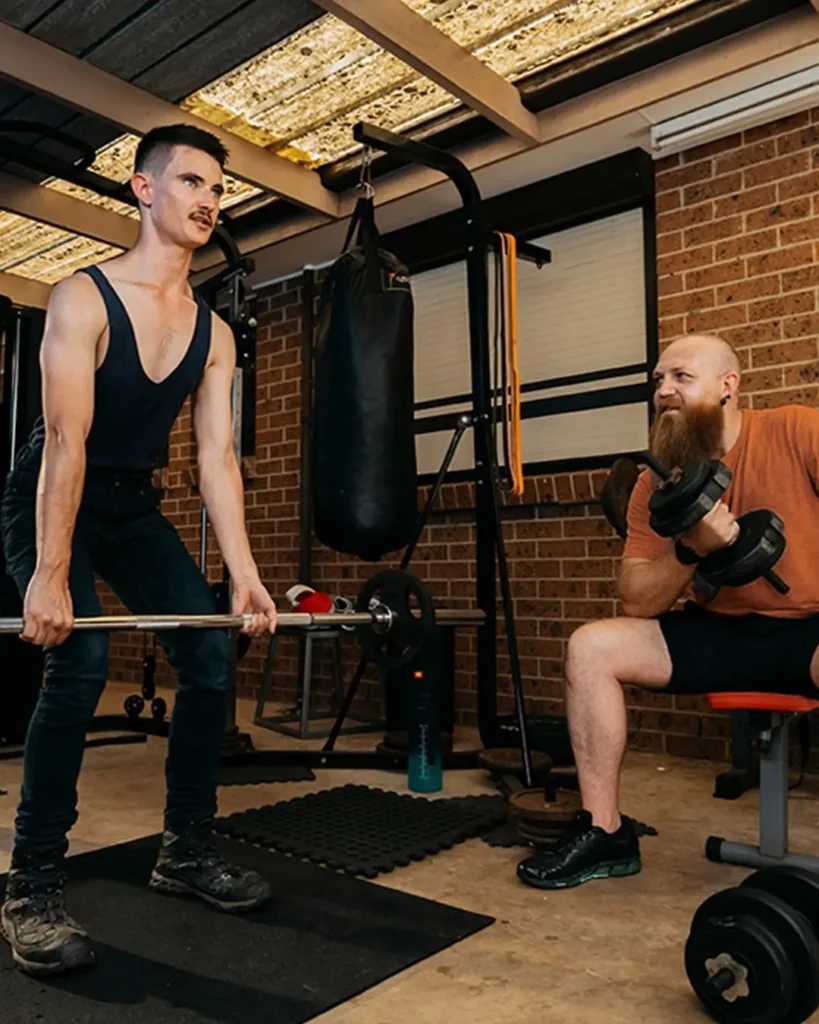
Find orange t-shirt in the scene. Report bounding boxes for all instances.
[623,405,819,618]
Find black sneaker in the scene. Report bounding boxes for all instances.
[149,822,272,913]
[517,811,641,890]
[1,854,95,976]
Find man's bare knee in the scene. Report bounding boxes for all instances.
[566,617,672,690]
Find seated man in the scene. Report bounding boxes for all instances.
[517,332,819,890]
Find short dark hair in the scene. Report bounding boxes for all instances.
[134,124,229,174]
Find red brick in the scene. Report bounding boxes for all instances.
[684,215,742,248]
[716,273,779,305]
[745,197,811,232]
[746,111,810,142]
[746,243,813,276]
[685,260,745,290]
[682,134,742,163]
[657,231,682,255]
[657,200,713,235]
[751,338,818,367]
[742,366,784,392]
[784,312,819,338]
[785,363,819,387]
[657,190,682,214]
[714,139,776,174]
[656,159,712,192]
[749,291,814,322]
[777,123,819,155]
[754,386,819,409]
[783,264,819,291]
[714,184,777,217]
[779,216,819,245]
[686,305,747,333]
[684,172,742,205]
[659,288,714,318]
[657,244,713,277]
[744,152,810,187]
[715,229,777,262]
[658,272,685,297]
[779,169,819,200]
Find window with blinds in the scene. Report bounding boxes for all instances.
[412,206,651,477]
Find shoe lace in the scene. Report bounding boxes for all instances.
[12,873,70,924]
[175,827,243,880]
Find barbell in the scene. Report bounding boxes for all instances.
[0,569,485,672]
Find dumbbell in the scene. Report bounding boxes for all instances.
[642,452,789,595]
[686,866,819,1024]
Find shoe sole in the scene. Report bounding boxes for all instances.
[520,858,641,891]
[148,870,270,913]
[0,920,95,977]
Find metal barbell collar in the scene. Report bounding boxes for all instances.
[0,607,485,634]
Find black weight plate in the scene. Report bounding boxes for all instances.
[699,510,786,588]
[649,460,731,536]
[691,886,819,1024]
[741,866,819,944]
[600,458,640,539]
[354,569,434,671]
[686,912,796,1024]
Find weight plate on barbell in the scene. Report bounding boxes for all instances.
[649,459,731,537]
[741,866,819,959]
[688,886,819,1024]
[698,510,786,590]
[354,569,434,672]
[508,788,581,824]
[686,911,796,1024]
[600,458,640,540]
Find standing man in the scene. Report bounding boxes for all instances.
[0,124,276,977]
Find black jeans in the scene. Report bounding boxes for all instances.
[0,442,232,858]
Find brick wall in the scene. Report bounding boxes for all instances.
[105,104,819,765]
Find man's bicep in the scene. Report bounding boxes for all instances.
[39,277,103,441]
[193,318,236,456]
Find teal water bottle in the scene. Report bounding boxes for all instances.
[408,669,442,793]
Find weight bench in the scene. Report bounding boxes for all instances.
[704,691,819,872]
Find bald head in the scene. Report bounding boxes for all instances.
[663,333,740,376]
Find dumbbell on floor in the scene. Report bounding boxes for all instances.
[686,866,819,1024]
[642,452,789,595]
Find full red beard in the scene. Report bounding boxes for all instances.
[648,400,725,470]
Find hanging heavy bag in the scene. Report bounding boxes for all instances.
[311,196,418,561]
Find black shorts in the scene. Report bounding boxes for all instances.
[658,602,819,697]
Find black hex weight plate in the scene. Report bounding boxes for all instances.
[688,886,819,1024]
[649,459,731,536]
[355,569,434,671]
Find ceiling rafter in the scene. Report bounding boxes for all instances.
[0,171,138,250]
[313,0,541,146]
[0,21,341,219]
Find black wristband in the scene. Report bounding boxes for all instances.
[674,539,702,565]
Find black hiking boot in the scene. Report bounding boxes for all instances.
[517,811,641,890]
[149,821,272,913]
[1,850,94,976]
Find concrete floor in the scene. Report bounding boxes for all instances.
[1,682,818,1023]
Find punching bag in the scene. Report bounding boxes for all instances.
[312,196,418,561]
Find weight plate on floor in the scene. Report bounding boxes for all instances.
[686,911,795,1024]
[689,886,819,1024]
[741,867,819,975]
[508,788,581,824]
[478,748,554,777]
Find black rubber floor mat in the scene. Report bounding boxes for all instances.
[214,785,508,877]
[216,764,315,786]
[0,834,493,1024]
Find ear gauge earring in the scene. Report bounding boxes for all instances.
[720,395,729,406]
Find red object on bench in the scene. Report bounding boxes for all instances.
[707,692,819,713]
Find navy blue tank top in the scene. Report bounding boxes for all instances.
[30,265,212,472]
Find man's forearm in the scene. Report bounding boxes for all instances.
[618,547,696,618]
[35,434,86,582]
[198,453,258,582]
